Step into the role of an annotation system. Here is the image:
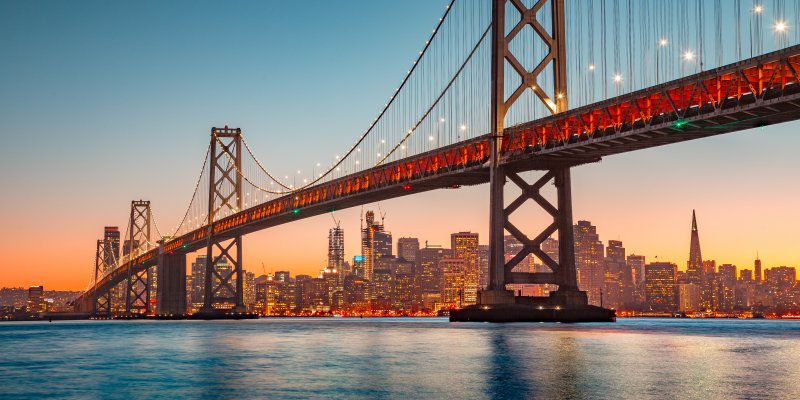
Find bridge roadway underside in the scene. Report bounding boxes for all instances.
[78,45,800,312]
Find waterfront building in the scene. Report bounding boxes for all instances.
[440,257,467,309]
[645,262,677,312]
[677,283,701,312]
[451,232,479,305]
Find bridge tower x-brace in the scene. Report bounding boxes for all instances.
[92,239,113,317]
[198,126,246,317]
[125,200,153,316]
[452,0,614,322]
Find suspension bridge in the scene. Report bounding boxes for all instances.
[73,0,800,321]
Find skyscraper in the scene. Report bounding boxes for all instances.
[451,232,479,305]
[603,240,630,309]
[687,210,703,284]
[440,258,467,309]
[417,243,450,307]
[361,210,387,281]
[754,256,762,283]
[397,237,420,263]
[645,262,677,312]
[574,220,605,306]
[327,225,345,274]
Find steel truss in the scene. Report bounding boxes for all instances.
[93,239,112,316]
[202,127,245,313]
[486,0,582,298]
[125,200,152,315]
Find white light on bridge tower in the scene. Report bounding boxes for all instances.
[754,5,763,14]
[659,38,668,47]
[683,51,695,61]
[613,74,623,83]
[774,20,787,33]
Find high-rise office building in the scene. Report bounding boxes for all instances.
[451,232,479,305]
[645,262,677,312]
[701,259,716,310]
[190,255,207,306]
[417,243,451,302]
[374,231,392,259]
[604,240,631,309]
[244,271,256,310]
[717,264,737,311]
[687,210,703,283]
[478,244,490,290]
[627,254,647,308]
[574,220,605,306]
[677,283,701,312]
[361,210,388,281]
[754,256,762,283]
[397,237,420,264]
[328,226,345,275]
[740,268,753,282]
[440,257,467,310]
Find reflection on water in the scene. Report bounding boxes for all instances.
[0,318,798,399]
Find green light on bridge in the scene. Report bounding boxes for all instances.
[181,245,187,249]
[673,120,689,129]
[292,208,300,215]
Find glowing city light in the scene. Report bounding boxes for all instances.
[754,5,763,13]
[588,64,595,71]
[774,20,787,32]
[659,38,668,46]
[613,74,623,83]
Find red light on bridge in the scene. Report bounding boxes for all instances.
[402,184,412,191]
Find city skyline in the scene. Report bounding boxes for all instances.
[2,0,800,291]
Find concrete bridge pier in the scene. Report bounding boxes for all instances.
[156,253,186,316]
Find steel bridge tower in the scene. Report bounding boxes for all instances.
[92,239,113,316]
[125,200,153,316]
[454,0,613,321]
[199,126,246,316]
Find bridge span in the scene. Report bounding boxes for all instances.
[73,0,800,322]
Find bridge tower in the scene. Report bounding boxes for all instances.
[92,239,113,316]
[125,200,153,316]
[199,126,246,316]
[454,0,613,321]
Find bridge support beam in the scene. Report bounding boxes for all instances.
[92,239,112,317]
[156,252,186,316]
[451,0,612,322]
[197,126,247,318]
[452,166,613,322]
[125,200,152,316]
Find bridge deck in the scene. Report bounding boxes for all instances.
[76,44,800,309]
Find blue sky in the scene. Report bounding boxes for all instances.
[1,0,799,288]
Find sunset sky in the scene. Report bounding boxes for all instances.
[1,1,799,290]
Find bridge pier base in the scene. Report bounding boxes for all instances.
[452,165,614,323]
[156,253,186,316]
